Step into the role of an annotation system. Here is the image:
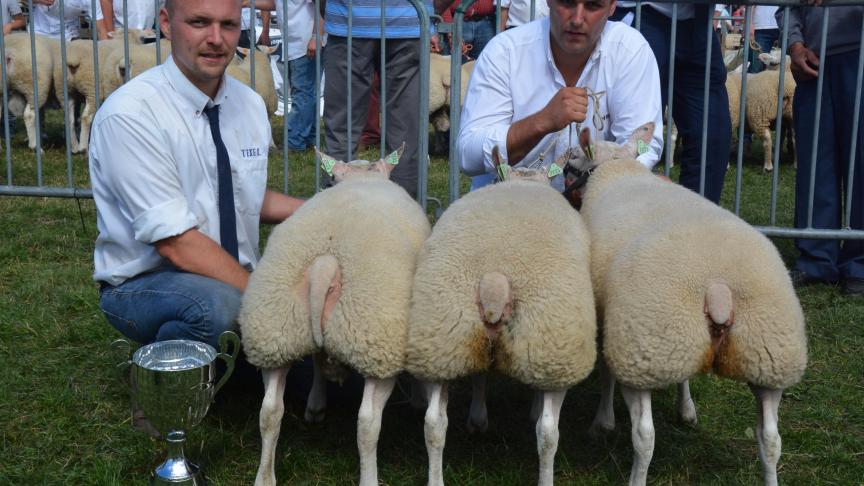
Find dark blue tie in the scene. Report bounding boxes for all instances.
[203,105,239,261]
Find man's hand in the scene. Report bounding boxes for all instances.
[539,87,589,133]
[306,38,317,58]
[789,42,819,83]
[431,34,441,53]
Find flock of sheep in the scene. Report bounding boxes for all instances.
[0,28,274,153]
[238,124,808,486]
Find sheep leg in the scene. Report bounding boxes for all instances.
[424,382,449,486]
[304,352,328,423]
[621,385,654,486]
[23,103,37,150]
[676,380,697,425]
[536,389,566,486]
[761,127,774,172]
[357,376,396,486]
[75,99,95,153]
[63,98,80,152]
[466,373,488,433]
[750,384,783,486]
[254,366,290,486]
[589,359,616,437]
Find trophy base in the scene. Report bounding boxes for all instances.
[150,430,206,485]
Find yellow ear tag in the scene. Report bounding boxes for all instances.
[585,144,595,161]
[637,139,649,155]
[497,164,510,181]
[321,157,335,176]
[547,163,563,178]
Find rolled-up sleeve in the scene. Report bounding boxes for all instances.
[457,42,514,176]
[608,37,664,170]
[92,113,199,244]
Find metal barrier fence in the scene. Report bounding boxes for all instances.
[1,0,863,242]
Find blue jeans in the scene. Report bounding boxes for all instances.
[442,16,496,62]
[613,5,732,204]
[793,49,864,282]
[749,29,780,74]
[283,54,319,151]
[99,269,242,349]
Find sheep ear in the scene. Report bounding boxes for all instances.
[236,46,250,58]
[316,147,340,176]
[384,142,406,166]
[257,44,279,56]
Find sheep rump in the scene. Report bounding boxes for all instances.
[406,180,596,391]
[239,177,430,378]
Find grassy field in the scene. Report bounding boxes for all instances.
[1,115,862,485]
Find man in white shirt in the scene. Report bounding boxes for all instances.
[109,0,157,30]
[458,0,664,191]
[500,0,549,30]
[31,0,110,40]
[89,0,303,349]
[1,0,24,35]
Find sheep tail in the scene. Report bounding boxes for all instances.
[477,272,512,339]
[704,282,735,354]
[307,255,341,348]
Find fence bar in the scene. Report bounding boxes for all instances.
[59,0,73,187]
[806,11,831,228]
[843,16,864,228]
[697,6,713,197]
[663,3,678,177]
[347,0,353,160]
[27,0,43,186]
[282,0,290,194]
[0,23,10,186]
[769,10,791,225]
[380,0,387,160]
[0,186,92,198]
[315,0,322,192]
[92,0,101,111]
[155,0,162,64]
[249,0,256,90]
[756,226,864,239]
[635,0,642,31]
[123,0,131,82]
[407,0,431,208]
[448,0,474,203]
[733,7,753,215]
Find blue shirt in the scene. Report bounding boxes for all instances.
[325,0,434,38]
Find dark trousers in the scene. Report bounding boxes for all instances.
[323,35,421,197]
[613,5,732,204]
[793,49,864,281]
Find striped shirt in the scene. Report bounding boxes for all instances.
[325,0,435,38]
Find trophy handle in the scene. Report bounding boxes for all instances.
[110,339,134,389]
[213,331,241,394]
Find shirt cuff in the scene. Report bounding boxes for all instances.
[132,196,200,244]
[483,125,511,173]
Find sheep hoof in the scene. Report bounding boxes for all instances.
[588,418,615,439]
[304,406,326,423]
[466,416,488,434]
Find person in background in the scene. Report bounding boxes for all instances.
[1,0,24,35]
[238,0,276,48]
[748,5,779,73]
[31,0,111,40]
[500,0,549,30]
[779,5,864,295]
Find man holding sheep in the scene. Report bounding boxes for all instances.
[89,0,302,350]
[457,0,664,191]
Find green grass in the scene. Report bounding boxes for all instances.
[1,116,862,485]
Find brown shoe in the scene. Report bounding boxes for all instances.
[132,406,162,439]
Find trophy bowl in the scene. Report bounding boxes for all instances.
[115,331,240,485]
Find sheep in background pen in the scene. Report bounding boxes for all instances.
[238,144,431,486]
[568,129,808,486]
[428,53,474,155]
[406,151,596,486]
[1,33,58,151]
[230,45,279,116]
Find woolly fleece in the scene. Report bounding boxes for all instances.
[239,177,431,378]
[581,159,807,390]
[406,180,596,391]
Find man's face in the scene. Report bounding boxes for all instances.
[160,0,242,98]
[548,0,616,61]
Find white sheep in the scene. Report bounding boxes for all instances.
[101,40,172,101]
[570,135,807,486]
[406,152,596,486]
[726,49,796,172]
[428,53,474,154]
[230,45,278,115]
[238,144,431,486]
[1,33,59,151]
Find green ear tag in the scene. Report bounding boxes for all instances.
[637,139,649,155]
[547,163,563,178]
[497,164,510,181]
[385,150,400,165]
[321,157,335,176]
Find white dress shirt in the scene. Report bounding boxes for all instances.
[617,2,694,20]
[458,18,664,188]
[31,0,103,40]
[1,0,22,27]
[112,0,156,30]
[500,0,549,28]
[90,57,272,285]
[274,0,315,62]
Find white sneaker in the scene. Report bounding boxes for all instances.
[274,99,284,117]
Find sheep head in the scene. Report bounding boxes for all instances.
[561,121,655,174]
[490,145,567,184]
[758,48,792,71]
[316,142,406,183]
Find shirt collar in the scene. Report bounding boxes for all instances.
[164,55,229,114]
[544,17,608,86]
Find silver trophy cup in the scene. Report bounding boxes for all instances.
[114,332,240,485]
